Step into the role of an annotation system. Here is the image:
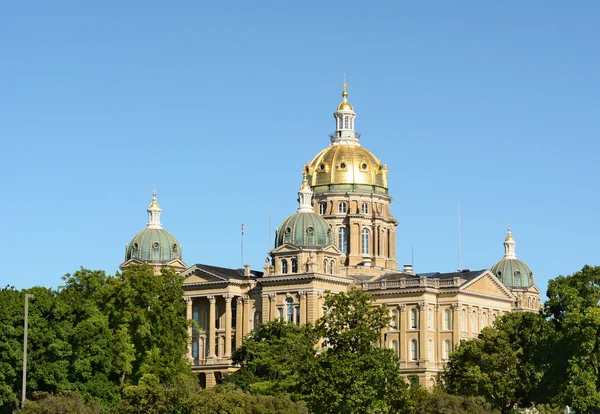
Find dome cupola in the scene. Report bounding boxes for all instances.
[275,174,333,248]
[490,227,535,288]
[125,191,183,264]
[304,77,388,195]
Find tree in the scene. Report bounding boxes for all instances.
[17,392,100,414]
[101,264,192,384]
[228,320,318,397]
[304,288,411,414]
[544,265,600,413]
[188,384,309,414]
[443,312,554,413]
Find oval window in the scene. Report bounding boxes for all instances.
[307,227,314,234]
[340,162,346,169]
[152,242,159,250]
[362,163,367,169]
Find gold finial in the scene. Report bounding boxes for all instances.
[150,187,160,208]
[300,170,310,190]
[505,225,514,242]
[341,73,349,99]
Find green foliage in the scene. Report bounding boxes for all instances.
[303,288,410,414]
[0,265,192,412]
[17,392,100,414]
[188,384,309,414]
[229,320,317,396]
[444,312,555,413]
[410,386,498,414]
[544,265,600,413]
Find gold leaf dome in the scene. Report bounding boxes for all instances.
[305,144,388,194]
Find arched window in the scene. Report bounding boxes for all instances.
[337,227,348,253]
[461,309,467,332]
[319,202,326,215]
[427,308,433,330]
[344,116,349,129]
[192,339,199,359]
[443,309,452,330]
[281,259,288,274]
[471,311,477,332]
[338,202,347,214]
[410,308,418,329]
[278,308,284,320]
[291,258,298,273]
[390,340,398,356]
[410,339,418,361]
[492,313,497,324]
[443,340,452,360]
[286,297,294,323]
[361,202,369,214]
[482,312,487,328]
[323,259,327,272]
[390,309,398,330]
[428,339,434,361]
[361,228,370,255]
[329,260,335,275]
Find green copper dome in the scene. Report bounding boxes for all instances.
[490,227,534,288]
[491,258,534,288]
[275,211,333,248]
[124,191,183,264]
[125,228,182,263]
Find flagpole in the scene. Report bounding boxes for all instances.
[241,224,244,268]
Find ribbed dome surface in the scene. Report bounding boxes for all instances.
[275,212,332,248]
[307,144,388,194]
[490,258,534,288]
[126,228,182,263]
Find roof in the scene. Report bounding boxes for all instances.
[376,269,487,282]
[188,264,263,280]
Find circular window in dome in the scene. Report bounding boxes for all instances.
[152,242,159,250]
[173,244,178,252]
[133,243,139,251]
[514,270,521,277]
[497,271,502,277]
[307,227,314,234]
[361,163,367,170]
[340,162,346,169]
[320,164,325,170]
[285,227,292,235]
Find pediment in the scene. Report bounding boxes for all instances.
[182,266,228,283]
[270,243,301,255]
[461,270,516,300]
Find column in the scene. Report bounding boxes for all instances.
[224,295,232,357]
[306,291,317,323]
[242,296,250,338]
[452,303,460,347]
[435,304,441,365]
[299,291,307,325]
[186,297,193,361]
[269,293,277,321]
[418,302,428,363]
[235,297,243,348]
[208,295,216,359]
[399,304,407,365]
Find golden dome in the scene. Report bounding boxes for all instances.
[306,144,388,193]
[337,101,354,111]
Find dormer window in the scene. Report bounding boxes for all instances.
[291,258,298,273]
[282,259,288,274]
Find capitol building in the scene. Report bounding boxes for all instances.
[120,82,541,388]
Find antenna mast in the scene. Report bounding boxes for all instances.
[457,203,461,272]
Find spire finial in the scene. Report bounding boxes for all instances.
[147,189,163,229]
[297,173,313,212]
[341,73,349,100]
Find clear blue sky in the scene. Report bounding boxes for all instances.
[1,2,598,297]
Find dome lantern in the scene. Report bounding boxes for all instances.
[147,189,163,229]
[331,75,359,145]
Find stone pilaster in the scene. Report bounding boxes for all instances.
[224,295,232,357]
